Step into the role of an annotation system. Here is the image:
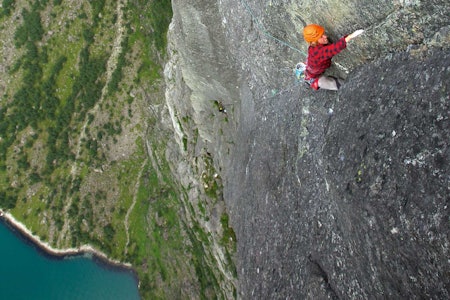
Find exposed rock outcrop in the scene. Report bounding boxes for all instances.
[226,48,449,299]
[165,0,449,298]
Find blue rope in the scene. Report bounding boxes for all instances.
[237,0,310,98]
[239,0,307,57]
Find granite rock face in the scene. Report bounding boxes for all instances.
[165,0,449,298]
[226,49,449,299]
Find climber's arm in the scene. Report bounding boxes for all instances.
[345,29,364,43]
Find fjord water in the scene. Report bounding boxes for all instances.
[0,221,140,300]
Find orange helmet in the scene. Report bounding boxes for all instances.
[303,24,325,43]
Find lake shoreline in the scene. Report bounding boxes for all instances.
[0,209,139,282]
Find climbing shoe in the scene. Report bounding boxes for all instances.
[304,75,319,90]
[310,78,319,90]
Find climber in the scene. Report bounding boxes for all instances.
[302,24,364,91]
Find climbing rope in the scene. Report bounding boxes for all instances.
[237,0,310,98]
[237,1,341,123]
[239,0,307,57]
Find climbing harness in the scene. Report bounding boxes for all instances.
[294,62,317,89]
[294,62,321,90]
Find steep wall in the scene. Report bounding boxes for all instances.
[225,49,449,299]
[165,0,449,298]
[163,1,241,297]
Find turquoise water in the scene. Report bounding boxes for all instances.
[0,220,140,300]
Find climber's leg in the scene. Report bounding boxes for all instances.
[318,76,342,91]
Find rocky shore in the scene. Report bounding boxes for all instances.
[0,209,136,275]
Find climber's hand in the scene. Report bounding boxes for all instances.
[345,29,364,42]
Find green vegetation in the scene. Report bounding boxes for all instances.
[220,213,237,250]
[0,0,15,17]
[107,35,128,96]
[0,0,236,298]
[128,0,172,83]
[147,0,172,52]
[202,153,221,199]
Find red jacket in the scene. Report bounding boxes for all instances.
[305,36,347,79]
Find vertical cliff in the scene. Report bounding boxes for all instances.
[165,0,449,298]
